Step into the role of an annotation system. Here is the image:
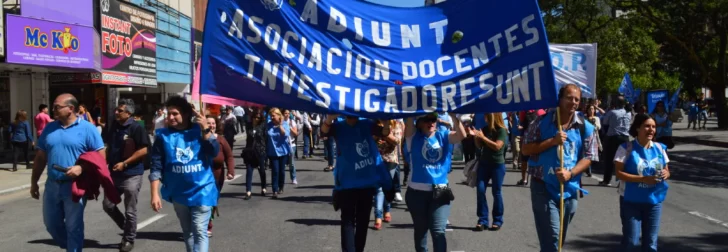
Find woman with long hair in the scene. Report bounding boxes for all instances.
[205,115,235,237]
[468,112,507,231]
[403,112,466,252]
[372,119,402,230]
[282,109,299,185]
[651,101,674,149]
[78,104,94,124]
[243,110,268,199]
[585,105,602,177]
[266,108,291,198]
[614,113,671,251]
[9,110,33,172]
[149,96,220,252]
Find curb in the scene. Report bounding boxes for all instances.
[669,153,727,169]
[0,183,43,196]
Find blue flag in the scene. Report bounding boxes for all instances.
[669,83,682,112]
[618,73,636,104]
[200,0,557,118]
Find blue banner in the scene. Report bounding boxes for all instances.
[618,73,636,104]
[646,90,669,114]
[200,0,557,118]
[669,83,682,112]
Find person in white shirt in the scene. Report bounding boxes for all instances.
[310,113,321,152]
[152,106,167,135]
[233,106,245,134]
[301,112,314,158]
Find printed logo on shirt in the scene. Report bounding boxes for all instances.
[563,141,577,162]
[176,147,193,164]
[636,157,662,188]
[422,141,443,163]
[355,140,370,157]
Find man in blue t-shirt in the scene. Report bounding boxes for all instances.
[103,98,150,252]
[30,94,106,252]
[523,84,598,252]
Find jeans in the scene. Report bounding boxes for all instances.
[43,180,87,252]
[530,180,578,252]
[236,116,245,133]
[173,203,212,252]
[312,126,320,146]
[476,162,506,226]
[374,187,392,219]
[387,162,402,193]
[288,153,297,180]
[269,155,289,193]
[324,137,335,166]
[405,189,451,252]
[102,174,143,243]
[303,127,312,156]
[339,188,376,252]
[620,197,662,252]
[245,162,267,192]
[11,141,30,169]
[603,135,629,184]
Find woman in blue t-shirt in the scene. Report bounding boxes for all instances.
[403,112,466,252]
[266,108,291,199]
[9,110,33,172]
[149,96,220,252]
[651,101,674,149]
[614,113,671,252]
[321,114,393,252]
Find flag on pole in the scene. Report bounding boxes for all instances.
[669,83,683,112]
[618,73,636,104]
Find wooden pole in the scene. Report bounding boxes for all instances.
[556,108,565,252]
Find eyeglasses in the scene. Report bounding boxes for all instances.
[115,108,126,113]
[53,105,70,110]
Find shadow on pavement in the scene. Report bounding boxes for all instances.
[286,218,339,226]
[295,184,334,190]
[27,239,118,249]
[276,195,332,204]
[665,161,728,189]
[567,232,728,252]
[135,231,184,242]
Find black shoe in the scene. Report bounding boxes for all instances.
[516,179,528,186]
[475,224,485,231]
[12,167,17,172]
[120,241,134,252]
[244,192,252,200]
[598,181,612,187]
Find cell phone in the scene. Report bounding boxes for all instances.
[52,164,70,173]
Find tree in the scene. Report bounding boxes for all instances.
[539,0,682,103]
[616,0,728,128]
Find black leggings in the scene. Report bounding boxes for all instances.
[12,141,30,168]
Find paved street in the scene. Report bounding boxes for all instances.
[0,138,727,252]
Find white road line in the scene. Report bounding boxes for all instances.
[451,251,465,252]
[445,228,454,232]
[590,175,604,182]
[225,174,243,182]
[688,211,728,229]
[0,184,31,195]
[137,214,167,230]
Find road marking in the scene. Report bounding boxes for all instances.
[452,251,465,252]
[688,211,728,229]
[445,228,454,232]
[225,174,242,182]
[137,214,167,230]
[590,175,604,182]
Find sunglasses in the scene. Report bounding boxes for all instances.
[422,117,438,123]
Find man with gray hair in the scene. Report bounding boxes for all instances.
[103,98,149,252]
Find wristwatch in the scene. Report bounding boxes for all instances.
[122,162,128,168]
[203,127,212,134]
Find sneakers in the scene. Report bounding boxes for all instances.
[516,179,528,186]
[207,231,212,237]
[394,193,403,202]
[292,179,298,185]
[598,181,612,187]
[120,241,134,252]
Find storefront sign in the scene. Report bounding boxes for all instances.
[49,72,102,84]
[100,0,157,86]
[21,0,94,26]
[5,15,97,69]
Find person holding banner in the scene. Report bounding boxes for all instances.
[522,84,598,252]
[614,113,670,252]
[322,115,393,252]
[404,112,466,252]
[266,108,291,199]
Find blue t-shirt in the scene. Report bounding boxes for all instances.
[331,119,391,191]
[152,124,220,207]
[9,121,33,143]
[266,122,290,157]
[437,113,452,132]
[408,130,452,189]
[510,114,521,136]
[528,112,595,200]
[37,118,105,181]
[618,141,669,205]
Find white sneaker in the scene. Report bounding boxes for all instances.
[292,179,298,185]
[394,193,403,202]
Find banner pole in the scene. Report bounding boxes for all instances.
[556,108,565,252]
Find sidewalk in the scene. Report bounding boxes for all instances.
[663,114,728,168]
[0,163,46,196]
